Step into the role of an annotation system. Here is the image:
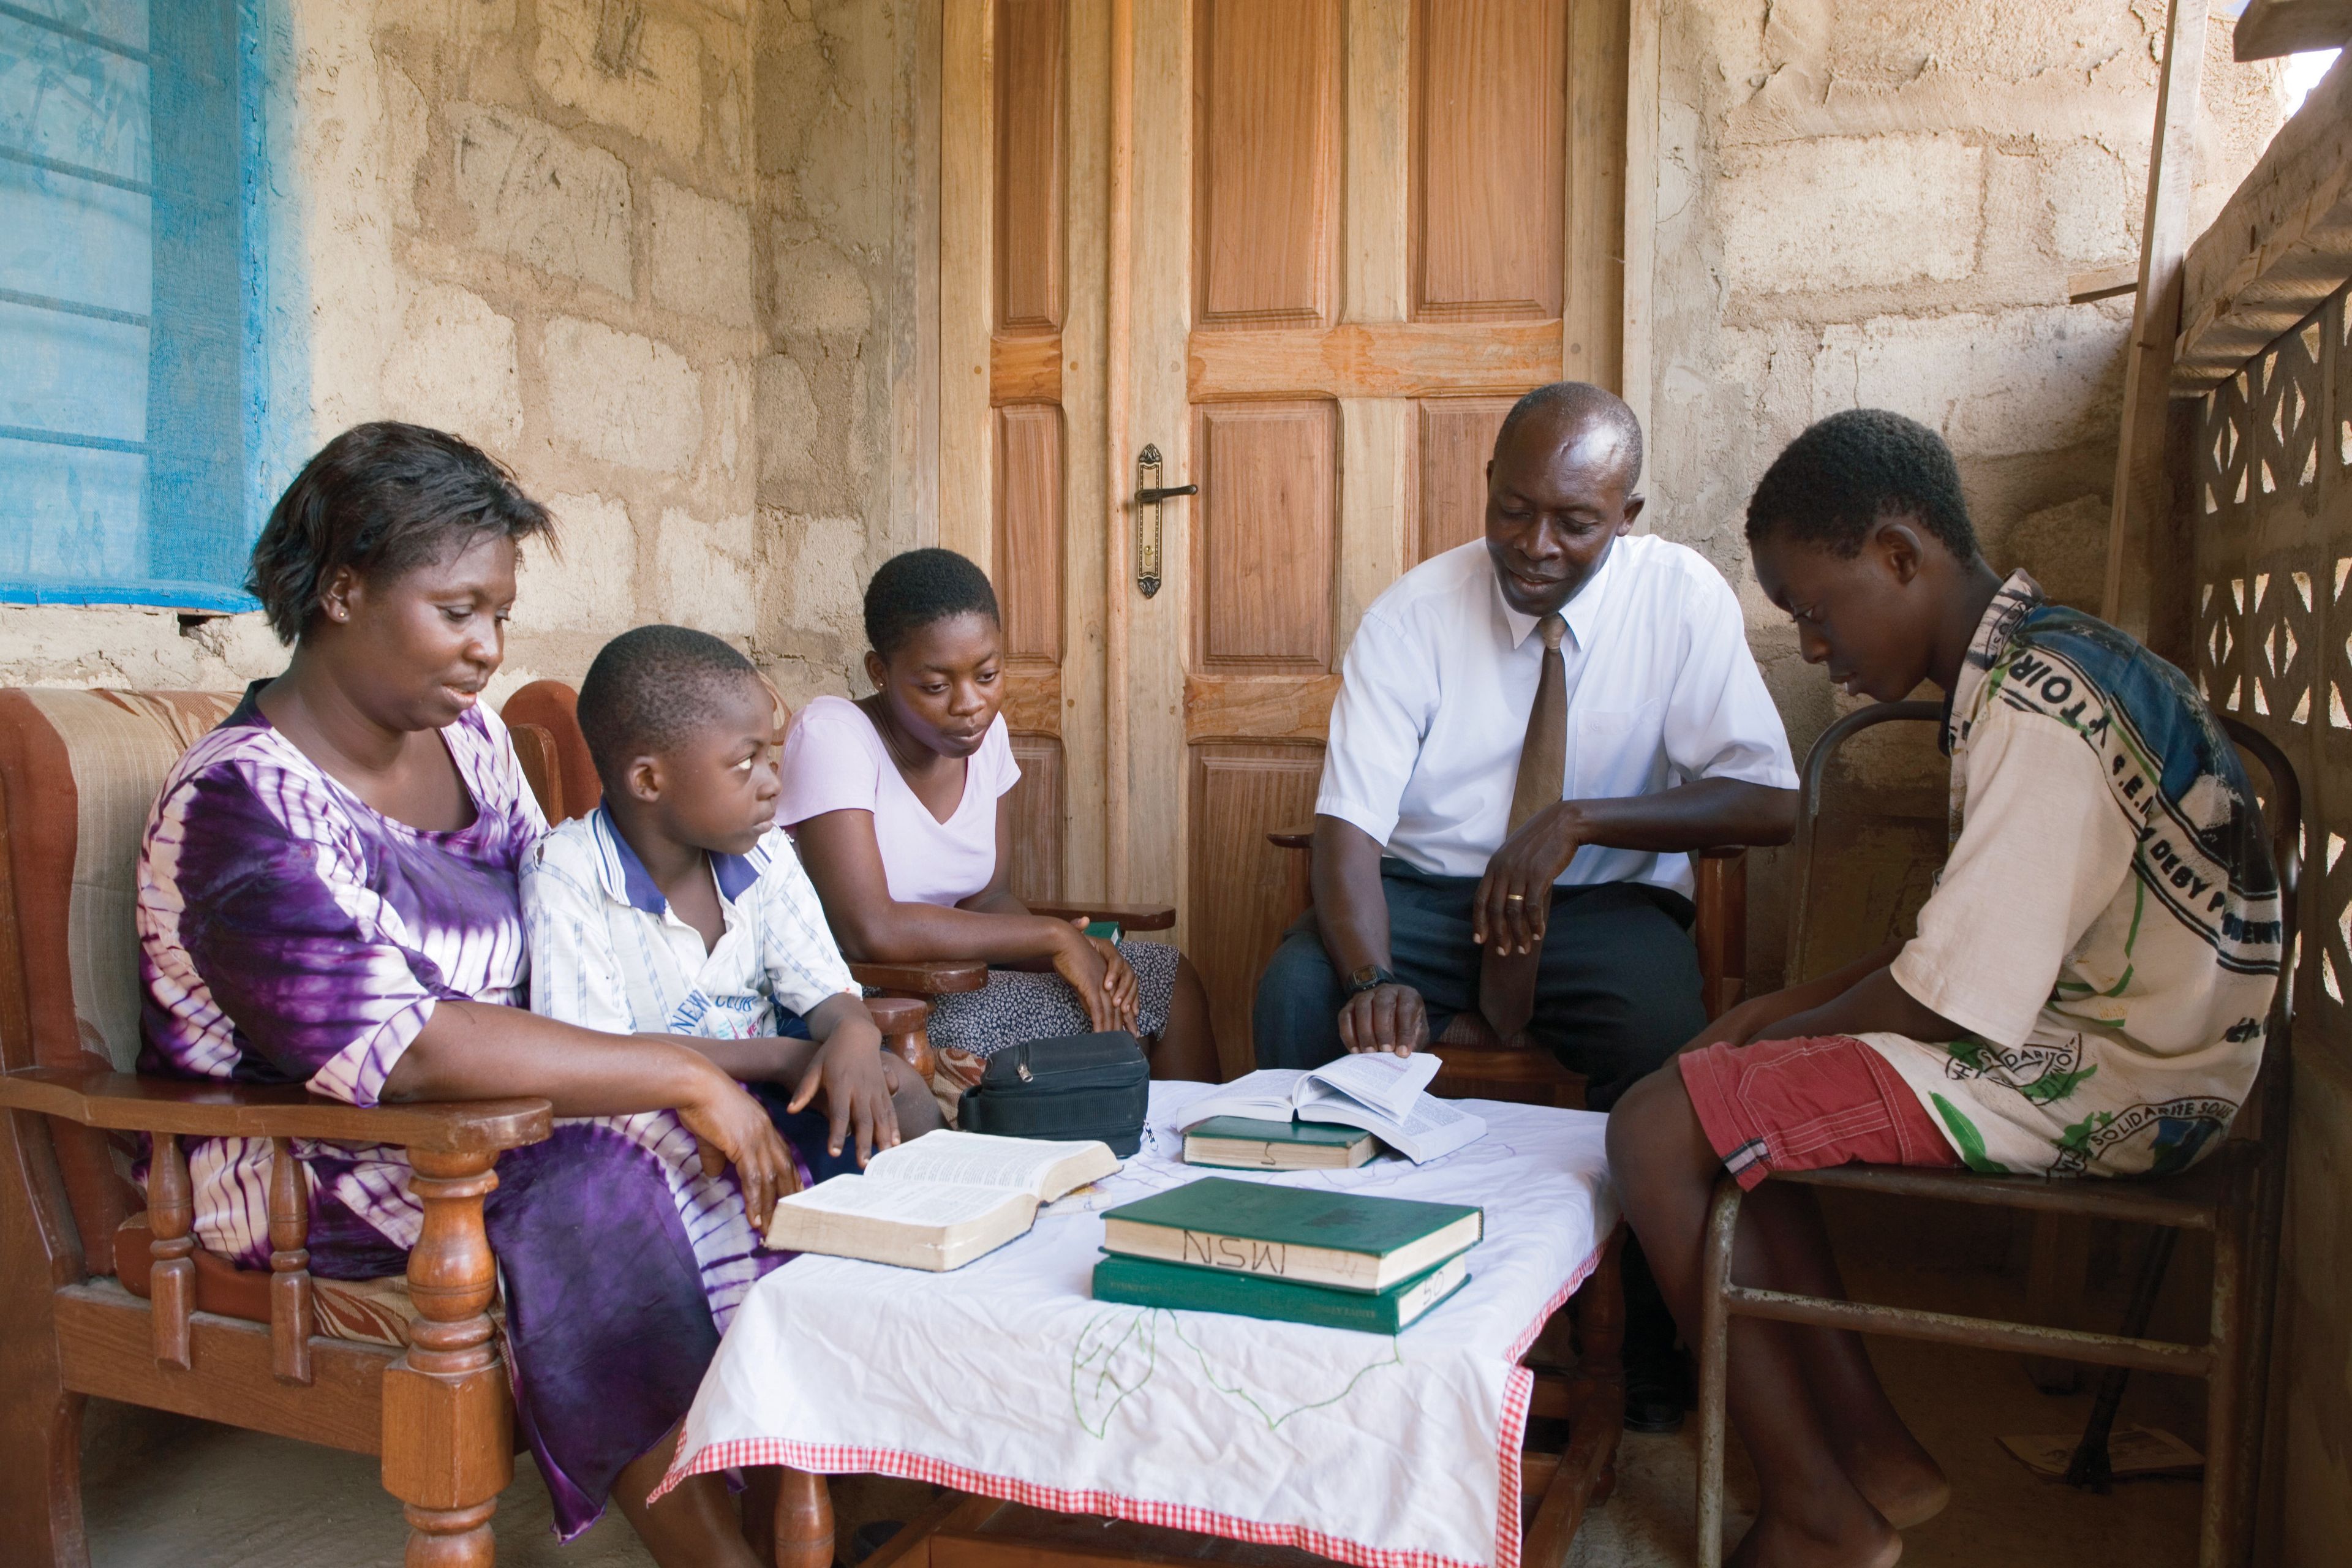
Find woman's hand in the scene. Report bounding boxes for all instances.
[1050,922,1131,1033]
[1474,804,1583,957]
[788,1023,902,1165]
[677,1066,801,1234]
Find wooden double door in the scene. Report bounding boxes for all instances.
[940,0,1640,1076]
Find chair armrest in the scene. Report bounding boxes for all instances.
[1027,902,1177,932]
[862,996,930,1037]
[860,996,938,1082]
[1694,845,1747,860]
[0,1064,553,1157]
[1267,825,1314,851]
[850,959,989,994]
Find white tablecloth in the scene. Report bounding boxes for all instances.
[658,1082,1618,1568]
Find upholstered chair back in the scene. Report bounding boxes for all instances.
[0,688,242,1271]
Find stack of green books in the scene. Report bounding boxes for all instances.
[1092,1177,1482,1332]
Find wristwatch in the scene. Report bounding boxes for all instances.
[1347,963,1399,996]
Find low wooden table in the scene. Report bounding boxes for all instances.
[769,1231,1625,1568]
[672,1086,1627,1568]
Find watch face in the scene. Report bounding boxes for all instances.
[1351,965,1381,989]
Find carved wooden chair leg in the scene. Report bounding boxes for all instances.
[268,1137,315,1385]
[386,1149,511,1568]
[772,1466,834,1568]
[0,1110,89,1568]
[147,1133,194,1370]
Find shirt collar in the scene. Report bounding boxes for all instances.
[1945,568,2046,754]
[1490,535,1625,651]
[587,805,760,915]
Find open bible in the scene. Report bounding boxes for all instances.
[764,1131,1120,1271]
[1175,1054,1484,1164]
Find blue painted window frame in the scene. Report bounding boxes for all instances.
[0,0,304,611]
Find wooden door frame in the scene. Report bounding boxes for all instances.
[935,0,1660,907]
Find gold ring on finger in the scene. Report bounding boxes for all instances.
[1504,892,1525,902]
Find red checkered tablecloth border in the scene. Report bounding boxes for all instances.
[655,1243,1604,1568]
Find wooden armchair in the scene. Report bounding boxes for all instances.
[1266,827,1749,1109]
[0,687,933,1567]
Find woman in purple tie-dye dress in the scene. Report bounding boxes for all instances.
[137,424,801,1567]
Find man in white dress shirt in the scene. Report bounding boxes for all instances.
[1252,383,1798,1431]
[1254,383,1798,1099]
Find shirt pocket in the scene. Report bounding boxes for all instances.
[1572,701,1667,801]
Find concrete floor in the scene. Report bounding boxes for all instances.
[82,1270,2203,1568]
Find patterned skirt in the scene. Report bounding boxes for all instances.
[925,939,1180,1102]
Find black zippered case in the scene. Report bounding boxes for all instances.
[955,1031,1150,1157]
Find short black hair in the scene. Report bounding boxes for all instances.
[1493,382,1645,490]
[864,548,1000,659]
[246,421,553,643]
[1746,409,1978,562]
[577,625,761,791]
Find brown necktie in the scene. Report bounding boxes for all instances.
[1479,612,1567,1039]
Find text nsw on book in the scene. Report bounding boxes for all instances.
[1099,1177,1482,1292]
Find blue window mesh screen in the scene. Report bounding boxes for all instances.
[0,1,292,609]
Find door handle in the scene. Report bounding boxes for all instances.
[1133,444,1194,598]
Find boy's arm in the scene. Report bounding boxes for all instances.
[1752,962,1964,1045]
[756,837,907,1161]
[784,992,899,1163]
[1682,938,1905,1051]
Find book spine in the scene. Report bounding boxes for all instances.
[1101,1218,1385,1290]
[1092,1263,1403,1332]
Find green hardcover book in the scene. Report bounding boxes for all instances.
[1092,1250,1471,1333]
[1183,1116,1376,1170]
[1099,1176,1482,1293]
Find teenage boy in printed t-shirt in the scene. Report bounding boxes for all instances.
[1607,409,2280,1568]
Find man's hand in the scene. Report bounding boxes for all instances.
[788,1020,902,1164]
[1474,802,1583,957]
[1338,981,1428,1056]
[678,1066,801,1234]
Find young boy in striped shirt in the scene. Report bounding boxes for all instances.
[523,624,941,1191]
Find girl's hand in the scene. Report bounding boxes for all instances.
[1051,923,1121,1032]
[788,1025,902,1164]
[678,1068,801,1232]
[1073,919,1142,1033]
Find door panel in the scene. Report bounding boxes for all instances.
[1193,0,1342,330]
[1414,397,1514,564]
[942,0,1631,1074]
[995,0,1066,333]
[995,407,1066,663]
[1005,733,1068,902]
[1413,0,1567,321]
[1186,743,1324,1058]
[1193,401,1338,672]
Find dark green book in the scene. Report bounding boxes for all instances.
[1092,1250,1471,1333]
[1183,1116,1376,1170]
[1099,1176,1482,1293]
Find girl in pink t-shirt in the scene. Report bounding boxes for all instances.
[778,549,1219,1098]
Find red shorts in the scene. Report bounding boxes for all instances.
[1678,1036,1961,1191]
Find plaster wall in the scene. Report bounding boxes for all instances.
[0,0,930,711]
[1643,0,2288,987]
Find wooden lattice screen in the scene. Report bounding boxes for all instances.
[2190,282,2352,1005]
